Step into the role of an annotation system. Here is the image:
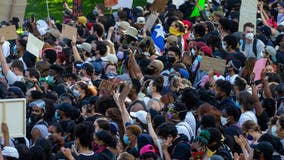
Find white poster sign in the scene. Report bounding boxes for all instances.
[27,33,44,57]
[238,0,258,32]
[112,0,133,9]
[0,98,26,137]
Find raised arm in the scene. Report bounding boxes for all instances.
[0,36,9,76]
[71,36,83,62]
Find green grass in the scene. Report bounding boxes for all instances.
[25,0,147,23]
[25,0,103,22]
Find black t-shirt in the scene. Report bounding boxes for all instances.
[95,149,116,160]
[168,134,191,160]
[73,152,97,160]
[276,50,284,64]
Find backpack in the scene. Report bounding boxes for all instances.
[241,37,258,57]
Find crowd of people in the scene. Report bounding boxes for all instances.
[0,0,284,159]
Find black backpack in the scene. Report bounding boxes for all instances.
[241,38,258,57]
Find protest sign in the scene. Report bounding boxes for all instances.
[0,25,17,40]
[112,0,133,9]
[105,0,118,7]
[172,0,185,8]
[145,14,158,31]
[199,56,227,74]
[0,0,26,26]
[238,0,258,32]
[0,98,26,138]
[62,24,77,40]
[99,79,118,91]
[27,33,44,57]
[190,0,205,18]
[253,58,267,81]
[150,0,169,12]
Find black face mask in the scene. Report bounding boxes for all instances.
[147,68,156,75]
[167,56,176,64]
[30,114,42,123]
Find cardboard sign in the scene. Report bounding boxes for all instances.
[238,0,257,32]
[150,0,169,12]
[62,24,77,40]
[0,25,17,40]
[27,33,44,57]
[253,58,267,81]
[105,0,118,7]
[199,56,226,74]
[145,14,158,31]
[99,79,118,91]
[0,98,26,137]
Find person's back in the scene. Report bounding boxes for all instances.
[168,134,191,160]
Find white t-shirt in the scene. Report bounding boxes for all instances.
[185,111,196,137]
[238,111,257,127]
[6,70,24,85]
[176,121,194,141]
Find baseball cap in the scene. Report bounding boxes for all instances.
[77,16,87,27]
[200,46,213,57]
[46,28,60,39]
[265,46,276,56]
[147,60,164,73]
[76,62,94,74]
[136,17,146,24]
[54,102,75,117]
[2,146,19,159]
[251,141,273,160]
[117,21,130,31]
[130,110,147,124]
[139,144,156,156]
[179,68,189,79]
[101,54,118,64]
[29,99,46,113]
[77,42,92,53]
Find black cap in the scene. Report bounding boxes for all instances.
[251,141,273,160]
[54,103,75,117]
[276,83,284,95]
[76,62,94,75]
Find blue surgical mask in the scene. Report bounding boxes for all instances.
[197,55,202,62]
[73,89,80,97]
[271,125,277,137]
[54,112,61,121]
[105,72,118,79]
[235,100,240,109]
[13,45,17,55]
[146,86,152,96]
[123,134,130,145]
[47,75,55,84]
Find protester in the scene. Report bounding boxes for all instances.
[1,0,284,159]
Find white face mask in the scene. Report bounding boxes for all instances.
[271,125,278,137]
[221,116,228,126]
[245,33,254,40]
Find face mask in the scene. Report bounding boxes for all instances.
[123,134,130,145]
[26,80,34,89]
[73,89,80,97]
[146,86,152,96]
[147,68,155,75]
[235,100,240,109]
[169,27,181,36]
[245,33,254,40]
[271,125,277,137]
[13,45,17,55]
[30,113,42,123]
[105,72,118,79]
[47,75,55,84]
[130,119,136,125]
[167,56,176,64]
[220,116,228,126]
[54,112,61,121]
[197,55,202,62]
